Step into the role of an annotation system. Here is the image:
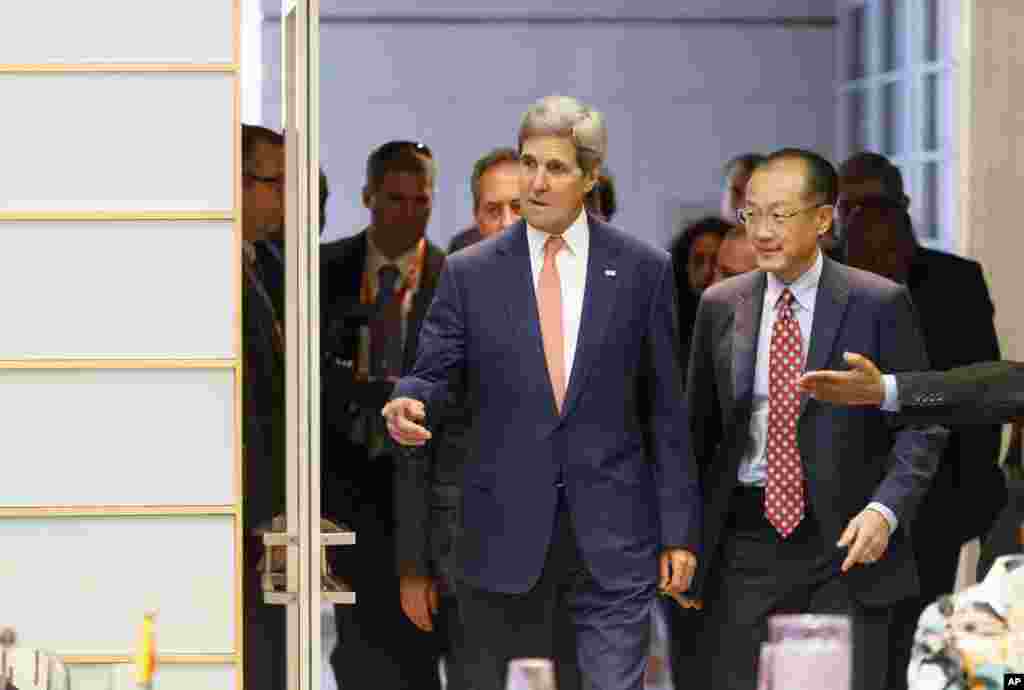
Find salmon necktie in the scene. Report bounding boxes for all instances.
[538,235,567,413]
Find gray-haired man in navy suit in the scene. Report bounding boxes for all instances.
[383,95,701,690]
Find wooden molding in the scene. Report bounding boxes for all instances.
[0,505,238,518]
[0,211,234,222]
[0,359,236,370]
[0,64,238,73]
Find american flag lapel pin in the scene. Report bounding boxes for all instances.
[604,268,616,277]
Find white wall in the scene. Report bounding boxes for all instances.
[257,4,836,248]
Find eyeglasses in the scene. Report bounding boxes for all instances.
[736,203,830,228]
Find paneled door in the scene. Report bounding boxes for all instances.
[0,1,241,688]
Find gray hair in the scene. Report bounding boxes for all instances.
[517,95,607,175]
[470,147,520,211]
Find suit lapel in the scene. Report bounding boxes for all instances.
[497,223,557,415]
[732,273,765,413]
[560,219,621,420]
[800,257,850,416]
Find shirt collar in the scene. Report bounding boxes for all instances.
[765,249,823,312]
[526,207,589,258]
[366,228,423,280]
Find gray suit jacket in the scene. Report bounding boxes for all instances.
[686,256,948,605]
[895,361,1024,426]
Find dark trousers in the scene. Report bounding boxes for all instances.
[455,492,651,690]
[243,534,287,690]
[436,594,470,690]
[699,487,891,690]
[330,457,443,690]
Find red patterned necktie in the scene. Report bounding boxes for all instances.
[765,288,805,537]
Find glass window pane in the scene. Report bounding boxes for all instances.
[882,82,907,156]
[882,0,907,71]
[924,73,938,150]
[923,72,952,151]
[847,89,867,153]
[924,0,940,61]
[848,5,867,79]
[920,162,940,241]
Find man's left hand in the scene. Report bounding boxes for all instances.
[837,508,891,572]
[659,548,697,594]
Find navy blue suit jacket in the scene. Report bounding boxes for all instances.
[687,257,948,606]
[393,216,701,594]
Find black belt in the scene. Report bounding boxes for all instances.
[727,484,820,539]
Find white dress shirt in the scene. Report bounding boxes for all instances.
[526,208,589,382]
[881,375,901,410]
[736,250,897,532]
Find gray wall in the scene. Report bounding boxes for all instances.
[260,2,836,249]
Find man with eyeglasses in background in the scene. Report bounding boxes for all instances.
[321,140,448,690]
[686,148,947,690]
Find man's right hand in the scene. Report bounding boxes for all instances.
[399,575,440,632]
[382,397,432,446]
[796,352,885,407]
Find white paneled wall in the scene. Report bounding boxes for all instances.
[0,2,241,688]
[0,74,234,212]
[0,1,234,64]
[0,369,235,506]
[0,222,234,358]
[0,516,236,654]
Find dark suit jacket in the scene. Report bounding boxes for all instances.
[895,362,1024,426]
[242,252,287,531]
[320,231,446,525]
[905,247,1004,544]
[447,226,482,253]
[686,256,948,606]
[394,373,472,583]
[394,216,701,594]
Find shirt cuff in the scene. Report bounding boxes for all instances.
[866,502,898,535]
[880,374,901,412]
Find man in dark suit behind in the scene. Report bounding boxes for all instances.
[239,124,288,690]
[837,151,1005,690]
[384,95,701,690]
[447,147,521,254]
[320,140,446,689]
[687,148,947,690]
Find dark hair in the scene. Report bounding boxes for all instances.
[722,153,767,184]
[241,124,330,234]
[241,124,284,173]
[470,147,519,211]
[838,151,906,201]
[585,169,618,221]
[762,148,839,206]
[318,168,330,235]
[365,140,435,191]
[669,216,733,277]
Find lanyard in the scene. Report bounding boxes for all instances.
[360,237,427,311]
